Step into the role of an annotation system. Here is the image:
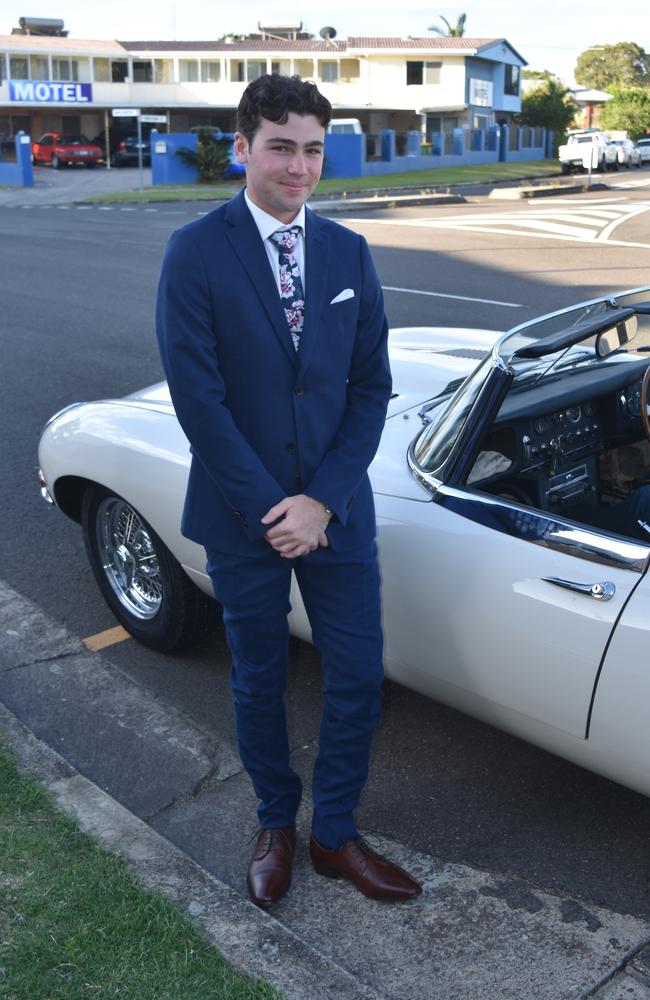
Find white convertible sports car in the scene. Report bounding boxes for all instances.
[39,286,650,799]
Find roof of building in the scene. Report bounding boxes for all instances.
[0,32,525,63]
[116,36,501,54]
[570,87,613,103]
[0,34,125,52]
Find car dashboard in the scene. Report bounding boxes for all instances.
[477,355,650,514]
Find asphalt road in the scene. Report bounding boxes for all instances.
[3,178,650,922]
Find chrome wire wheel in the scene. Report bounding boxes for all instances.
[95,497,163,620]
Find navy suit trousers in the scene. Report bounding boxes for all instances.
[205,541,384,849]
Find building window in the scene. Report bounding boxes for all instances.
[9,56,29,79]
[200,60,220,82]
[133,60,153,83]
[295,59,314,79]
[52,58,79,82]
[424,61,442,85]
[0,57,6,83]
[231,60,245,82]
[94,57,109,81]
[406,61,423,85]
[179,59,199,83]
[111,59,129,82]
[247,61,267,81]
[504,64,520,96]
[154,59,173,83]
[31,55,48,79]
[319,61,339,83]
[340,58,360,82]
[271,60,291,75]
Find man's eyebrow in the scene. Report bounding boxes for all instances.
[264,137,324,148]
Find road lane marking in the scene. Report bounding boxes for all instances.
[83,626,131,651]
[382,285,522,307]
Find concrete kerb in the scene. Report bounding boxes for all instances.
[0,701,380,1000]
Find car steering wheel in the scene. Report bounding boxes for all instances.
[641,366,650,442]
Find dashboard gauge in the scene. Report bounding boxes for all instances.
[627,391,641,416]
[583,402,594,416]
[533,417,548,435]
[566,405,581,423]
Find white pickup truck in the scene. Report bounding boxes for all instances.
[558,131,618,174]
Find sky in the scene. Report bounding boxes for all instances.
[4,1,648,85]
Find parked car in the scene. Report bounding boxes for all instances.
[611,138,642,168]
[635,138,650,164]
[111,134,151,167]
[31,132,102,168]
[38,286,650,801]
[558,130,618,173]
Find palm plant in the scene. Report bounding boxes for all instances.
[429,13,467,37]
[175,128,232,183]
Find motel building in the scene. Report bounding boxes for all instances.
[0,17,525,156]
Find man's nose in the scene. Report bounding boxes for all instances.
[287,152,308,174]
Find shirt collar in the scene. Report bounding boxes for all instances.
[244,190,306,242]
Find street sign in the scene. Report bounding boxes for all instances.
[112,108,140,117]
[140,114,167,124]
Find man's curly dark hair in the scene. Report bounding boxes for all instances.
[236,74,332,144]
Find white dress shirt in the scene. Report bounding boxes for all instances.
[244,191,306,295]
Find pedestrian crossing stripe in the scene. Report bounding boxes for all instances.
[347,200,650,248]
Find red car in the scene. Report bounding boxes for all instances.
[31,133,103,168]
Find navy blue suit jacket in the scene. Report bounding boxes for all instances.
[156,189,391,556]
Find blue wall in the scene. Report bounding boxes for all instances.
[0,132,34,187]
[151,129,245,185]
[151,126,550,184]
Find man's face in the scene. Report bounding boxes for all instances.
[234,113,325,223]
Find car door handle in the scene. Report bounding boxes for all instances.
[542,577,616,601]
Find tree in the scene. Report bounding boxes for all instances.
[575,42,650,91]
[429,13,466,37]
[599,87,650,138]
[176,128,233,183]
[515,78,578,153]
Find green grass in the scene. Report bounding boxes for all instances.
[0,743,282,1000]
[79,159,561,204]
[315,159,561,193]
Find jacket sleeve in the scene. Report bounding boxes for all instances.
[303,235,391,525]
[156,227,286,541]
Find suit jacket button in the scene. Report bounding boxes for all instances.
[287,442,296,451]
[295,386,304,396]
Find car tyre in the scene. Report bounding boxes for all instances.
[81,484,216,651]
[51,154,60,169]
[561,163,570,175]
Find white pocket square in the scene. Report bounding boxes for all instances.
[330,288,355,305]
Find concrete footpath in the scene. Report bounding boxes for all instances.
[2,577,650,1000]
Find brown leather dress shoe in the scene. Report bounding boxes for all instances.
[246,826,296,908]
[309,835,422,901]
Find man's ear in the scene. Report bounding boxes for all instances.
[233,132,248,164]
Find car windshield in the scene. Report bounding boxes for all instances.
[60,135,90,145]
[413,285,650,477]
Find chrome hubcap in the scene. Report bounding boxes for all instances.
[95,498,162,620]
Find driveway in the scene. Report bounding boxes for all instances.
[0,163,152,206]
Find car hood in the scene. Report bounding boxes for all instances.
[124,326,502,417]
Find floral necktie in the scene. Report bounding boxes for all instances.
[269,226,304,351]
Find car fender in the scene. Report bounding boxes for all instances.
[39,401,207,582]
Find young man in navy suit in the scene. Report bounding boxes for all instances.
[156,74,421,907]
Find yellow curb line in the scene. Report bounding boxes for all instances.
[83,626,131,651]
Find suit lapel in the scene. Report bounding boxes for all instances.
[225,191,299,368]
[299,209,329,377]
